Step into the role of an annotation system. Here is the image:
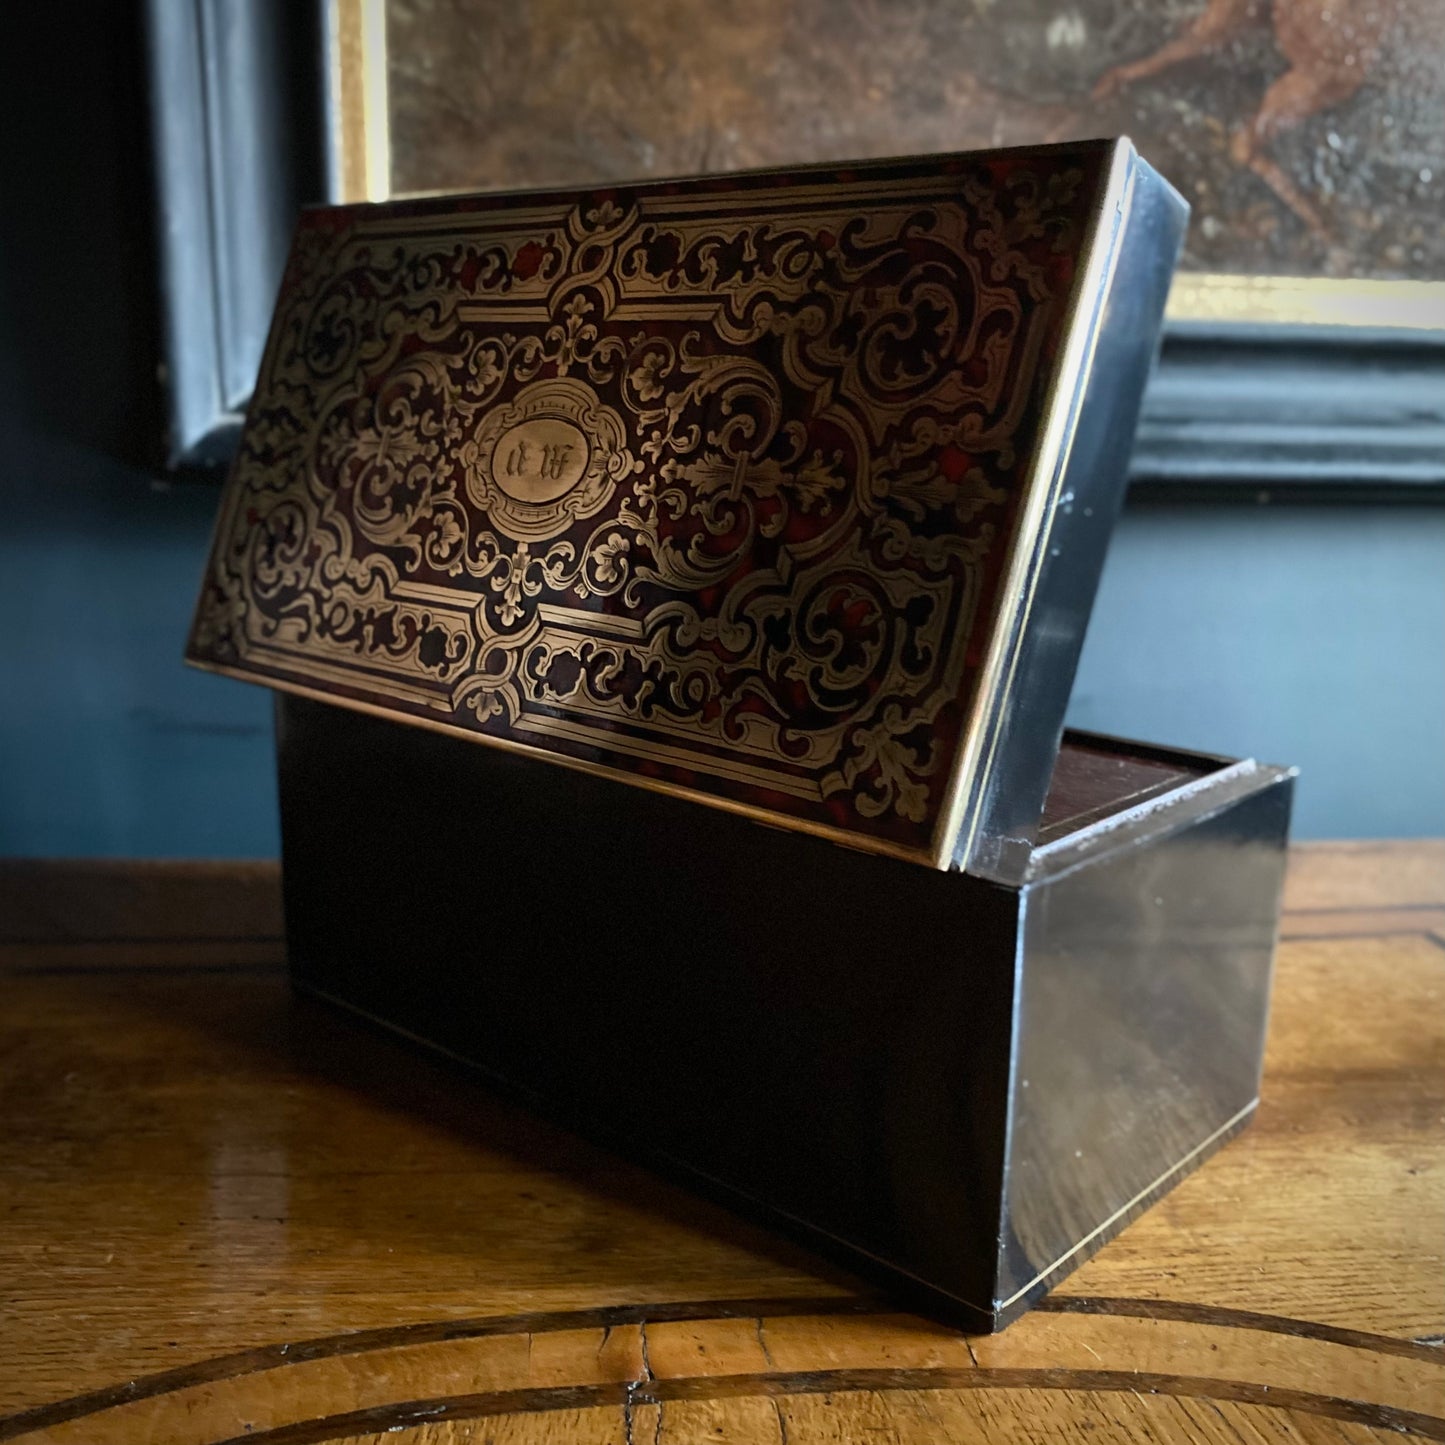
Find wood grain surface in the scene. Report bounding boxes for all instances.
[1,841,1441,1442]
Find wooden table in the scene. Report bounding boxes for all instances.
[1,842,1441,1443]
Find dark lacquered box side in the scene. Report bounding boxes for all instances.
[276,692,1023,1325]
[276,694,1292,1330]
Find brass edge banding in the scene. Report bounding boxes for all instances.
[191,658,930,866]
[369,139,1119,215]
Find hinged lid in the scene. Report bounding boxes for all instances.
[187,139,1186,872]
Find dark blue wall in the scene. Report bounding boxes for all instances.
[1072,502,1445,840]
[0,4,285,859]
[0,437,279,858]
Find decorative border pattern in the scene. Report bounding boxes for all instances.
[188,149,1108,861]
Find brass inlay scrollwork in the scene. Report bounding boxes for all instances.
[188,149,1106,862]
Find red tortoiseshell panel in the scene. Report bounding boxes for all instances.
[188,146,1109,863]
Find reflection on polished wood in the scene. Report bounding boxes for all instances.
[1,842,1441,1442]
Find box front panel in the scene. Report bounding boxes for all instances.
[277,694,1022,1324]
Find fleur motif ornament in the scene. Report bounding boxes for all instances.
[187,146,1112,866]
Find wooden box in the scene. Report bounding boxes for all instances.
[188,140,1294,1330]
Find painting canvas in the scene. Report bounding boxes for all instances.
[365,0,1444,300]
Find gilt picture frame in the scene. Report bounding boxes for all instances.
[147,0,1445,495]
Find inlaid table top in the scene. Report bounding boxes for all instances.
[1,841,1441,1443]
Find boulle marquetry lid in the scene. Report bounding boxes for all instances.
[187,139,1186,872]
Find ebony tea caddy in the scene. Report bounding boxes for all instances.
[188,139,1294,1330]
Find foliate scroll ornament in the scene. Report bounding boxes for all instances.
[188,149,1103,860]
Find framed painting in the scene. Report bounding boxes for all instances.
[149,0,1444,493]
[332,0,1444,320]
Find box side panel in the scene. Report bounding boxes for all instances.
[994,771,1294,1318]
[960,159,1189,880]
[276,694,1020,1327]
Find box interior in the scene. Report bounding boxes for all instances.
[1037,732,1225,846]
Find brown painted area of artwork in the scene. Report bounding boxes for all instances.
[382,0,1445,283]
